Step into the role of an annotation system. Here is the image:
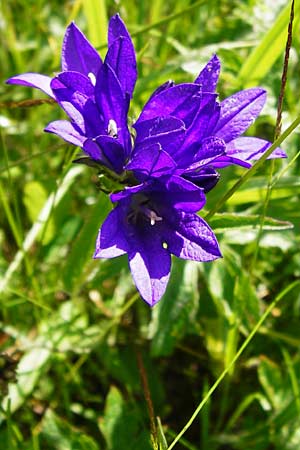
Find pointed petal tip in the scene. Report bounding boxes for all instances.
[212,246,223,259]
[93,248,102,259]
[62,21,102,75]
[148,297,162,308]
[136,276,169,307]
[109,13,124,28]
[208,53,221,66]
[65,21,76,31]
[110,12,121,21]
[93,250,100,259]
[141,290,164,307]
[108,14,133,54]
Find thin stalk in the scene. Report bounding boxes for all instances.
[275,0,295,139]
[250,0,295,272]
[136,349,158,450]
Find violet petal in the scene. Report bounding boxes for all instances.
[175,94,219,164]
[94,206,129,258]
[166,211,222,261]
[137,83,202,128]
[83,139,113,168]
[226,137,287,161]
[61,22,102,77]
[184,168,220,193]
[148,80,175,101]
[186,136,226,171]
[55,71,95,97]
[134,116,186,156]
[149,176,206,212]
[194,54,221,92]
[128,234,171,306]
[50,77,103,136]
[6,73,54,98]
[92,135,126,173]
[108,14,132,46]
[95,63,130,151]
[210,155,251,169]
[45,120,85,147]
[135,115,185,141]
[214,88,266,142]
[111,183,145,203]
[105,36,137,98]
[127,143,177,178]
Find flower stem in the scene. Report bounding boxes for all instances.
[136,349,158,449]
[275,0,295,139]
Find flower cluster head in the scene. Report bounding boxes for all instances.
[7,15,287,305]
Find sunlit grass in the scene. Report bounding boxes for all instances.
[1,1,299,449]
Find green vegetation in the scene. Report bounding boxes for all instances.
[1,1,300,449]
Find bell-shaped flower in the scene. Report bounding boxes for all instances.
[6,14,137,174]
[131,55,286,189]
[95,176,221,305]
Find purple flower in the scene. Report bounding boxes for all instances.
[130,55,286,189]
[6,24,288,306]
[6,14,137,174]
[95,176,221,305]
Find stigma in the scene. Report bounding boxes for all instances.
[147,210,163,226]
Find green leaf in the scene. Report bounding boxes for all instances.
[99,345,164,405]
[258,358,290,410]
[233,271,260,326]
[208,212,293,233]
[0,166,84,294]
[202,247,260,374]
[0,300,92,420]
[238,0,300,85]
[0,339,51,420]
[63,194,111,293]
[40,409,99,450]
[150,259,199,357]
[23,180,55,244]
[225,175,300,206]
[83,0,107,48]
[157,417,168,450]
[99,386,152,450]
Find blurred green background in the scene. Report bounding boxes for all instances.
[1,1,300,449]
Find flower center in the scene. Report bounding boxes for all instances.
[127,194,163,226]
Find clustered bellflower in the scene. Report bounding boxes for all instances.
[7,15,287,305]
[8,15,136,174]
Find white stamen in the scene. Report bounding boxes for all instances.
[88,72,96,86]
[162,242,168,249]
[148,210,163,226]
[108,119,118,138]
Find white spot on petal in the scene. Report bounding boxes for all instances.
[88,72,96,86]
[108,119,118,138]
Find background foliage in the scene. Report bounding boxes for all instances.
[1,0,300,449]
